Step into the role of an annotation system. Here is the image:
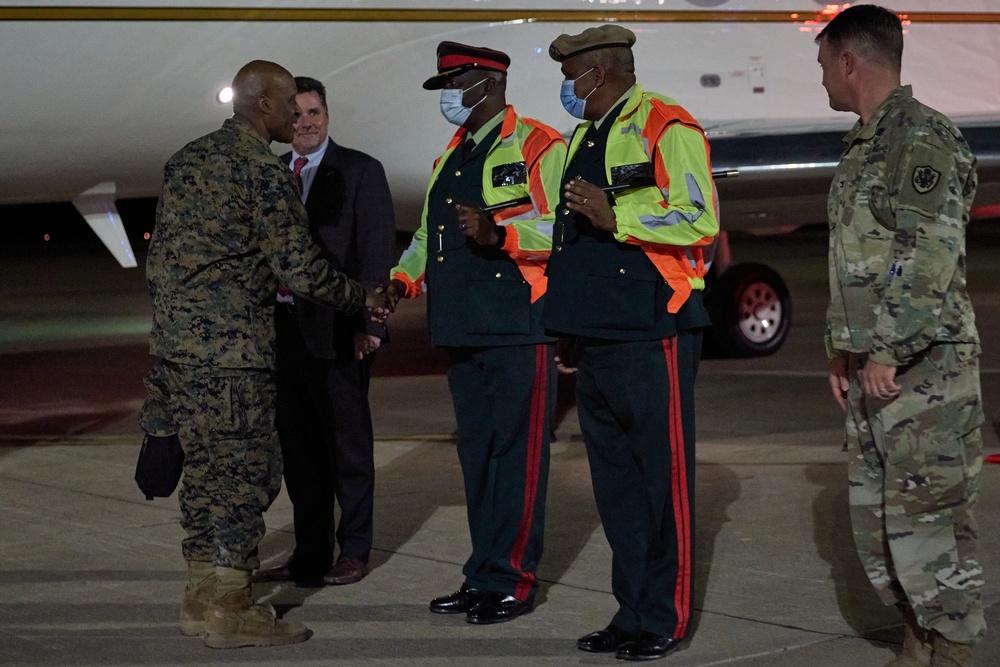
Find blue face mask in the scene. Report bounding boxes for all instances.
[560,67,596,119]
[439,77,488,126]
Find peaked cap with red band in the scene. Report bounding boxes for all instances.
[423,41,511,90]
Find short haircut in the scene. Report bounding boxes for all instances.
[294,76,327,107]
[816,4,903,71]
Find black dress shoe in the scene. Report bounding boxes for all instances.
[429,584,487,614]
[576,624,634,653]
[465,592,532,624]
[615,631,682,661]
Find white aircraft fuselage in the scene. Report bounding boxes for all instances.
[2,1,998,355]
[2,1,998,227]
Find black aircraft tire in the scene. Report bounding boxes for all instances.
[708,262,791,358]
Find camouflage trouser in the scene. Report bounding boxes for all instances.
[140,360,283,571]
[846,343,985,644]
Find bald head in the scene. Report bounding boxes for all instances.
[231,60,299,143]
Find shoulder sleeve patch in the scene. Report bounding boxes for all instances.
[911,165,941,194]
[895,137,965,221]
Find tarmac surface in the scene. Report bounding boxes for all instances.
[2,226,1000,666]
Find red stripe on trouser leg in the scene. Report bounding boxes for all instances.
[663,337,691,638]
[511,344,546,601]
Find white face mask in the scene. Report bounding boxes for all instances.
[560,67,597,119]
[439,77,489,126]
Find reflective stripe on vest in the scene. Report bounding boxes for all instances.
[601,87,712,313]
[421,106,558,303]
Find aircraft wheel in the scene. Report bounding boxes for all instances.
[708,262,791,357]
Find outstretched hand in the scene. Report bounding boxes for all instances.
[363,281,394,322]
[383,278,407,312]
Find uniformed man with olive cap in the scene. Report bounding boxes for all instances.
[386,42,566,625]
[544,25,719,660]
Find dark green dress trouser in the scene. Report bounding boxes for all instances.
[575,332,701,638]
[446,343,555,603]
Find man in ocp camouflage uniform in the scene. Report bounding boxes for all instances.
[141,59,388,650]
[818,7,984,667]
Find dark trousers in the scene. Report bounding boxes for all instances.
[576,332,701,639]
[275,306,376,574]
[446,343,555,603]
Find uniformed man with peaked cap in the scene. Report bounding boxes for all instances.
[387,41,567,624]
[544,24,719,660]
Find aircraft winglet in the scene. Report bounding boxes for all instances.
[72,182,137,268]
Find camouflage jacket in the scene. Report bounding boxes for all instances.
[825,85,979,365]
[147,117,365,369]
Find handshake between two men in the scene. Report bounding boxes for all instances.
[364,199,514,327]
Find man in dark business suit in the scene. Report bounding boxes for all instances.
[257,76,396,586]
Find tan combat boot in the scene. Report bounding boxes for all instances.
[179,560,215,636]
[202,567,312,649]
[885,604,932,667]
[930,633,973,667]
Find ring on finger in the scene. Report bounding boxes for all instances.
[583,197,588,205]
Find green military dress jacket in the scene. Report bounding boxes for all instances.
[544,85,718,341]
[391,107,566,348]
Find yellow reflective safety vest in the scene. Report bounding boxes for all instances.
[393,105,565,305]
[564,85,718,313]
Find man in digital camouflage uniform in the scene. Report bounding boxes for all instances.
[142,59,387,649]
[818,7,984,667]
